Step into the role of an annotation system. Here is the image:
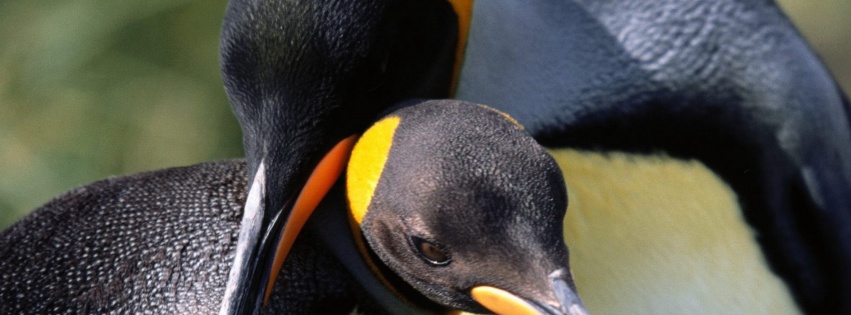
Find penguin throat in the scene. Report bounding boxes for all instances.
[347,217,444,312]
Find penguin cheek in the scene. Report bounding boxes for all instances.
[362,215,428,275]
[365,216,466,292]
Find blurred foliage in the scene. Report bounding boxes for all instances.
[0,1,849,229]
[0,0,240,228]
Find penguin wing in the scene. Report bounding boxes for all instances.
[453,1,851,314]
[0,161,248,314]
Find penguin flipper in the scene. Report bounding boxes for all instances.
[0,161,249,314]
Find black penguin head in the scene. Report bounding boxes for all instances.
[221,0,457,184]
[347,100,587,314]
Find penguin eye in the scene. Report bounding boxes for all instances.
[410,235,450,266]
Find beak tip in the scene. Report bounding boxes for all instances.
[550,272,588,315]
[530,299,589,315]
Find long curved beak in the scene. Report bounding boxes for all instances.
[471,272,589,315]
[219,137,356,315]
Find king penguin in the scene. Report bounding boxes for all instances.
[448,1,851,314]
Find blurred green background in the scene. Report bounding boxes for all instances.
[1,1,849,229]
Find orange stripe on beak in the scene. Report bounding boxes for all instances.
[263,135,358,304]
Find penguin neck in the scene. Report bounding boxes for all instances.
[346,214,446,312]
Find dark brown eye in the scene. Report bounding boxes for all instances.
[410,235,450,266]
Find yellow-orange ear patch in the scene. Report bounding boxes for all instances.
[347,116,401,224]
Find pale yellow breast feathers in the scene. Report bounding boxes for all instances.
[553,149,800,315]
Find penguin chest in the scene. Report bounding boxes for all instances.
[550,149,800,315]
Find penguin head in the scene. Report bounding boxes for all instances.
[347,99,586,314]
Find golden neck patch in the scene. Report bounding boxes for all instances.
[347,116,400,224]
[346,116,414,306]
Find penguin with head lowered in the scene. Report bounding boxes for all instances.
[341,101,585,314]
